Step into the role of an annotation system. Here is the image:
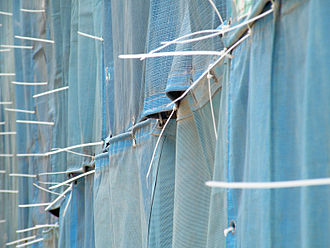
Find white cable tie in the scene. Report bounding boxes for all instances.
[0,101,13,105]
[49,170,95,190]
[16,120,54,126]
[32,183,61,196]
[207,70,218,139]
[18,202,50,208]
[5,108,35,114]
[224,226,235,237]
[11,81,48,86]
[161,8,273,46]
[16,238,44,248]
[16,141,103,157]
[38,181,70,186]
[47,141,104,156]
[20,8,45,13]
[33,86,69,98]
[206,177,330,189]
[6,235,36,246]
[77,31,104,41]
[0,49,11,52]
[207,0,224,24]
[45,184,72,211]
[119,51,224,59]
[166,33,250,107]
[15,35,54,44]
[146,107,176,179]
[51,148,93,158]
[0,132,16,135]
[9,173,37,178]
[0,44,32,49]
[16,224,58,234]
[0,11,13,16]
[62,188,73,218]
[16,153,47,157]
[38,171,67,176]
[0,73,16,76]
[141,29,219,60]
[0,190,18,194]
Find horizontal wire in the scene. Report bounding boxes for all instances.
[161,8,274,46]
[0,154,14,157]
[5,108,35,114]
[142,29,220,59]
[38,181,70,186]
[16,141,103,157]
[0,49,11,52]
[77,31,103,41]
[0,11,13,16]
[49,170,95,190]
[15,35,54,44]
[11,81,47,86]
[120,50,224,59]
[0,170,6,173]
[0,122,5,125]
[47,141,103,156]
[45,184,72,211]
[16,224,58,234]
[38,171,67,176]
[9,173,37,178]
[0,220,6,223]
[16,238,44,248]
[33,86,69,98]
[0,132,16,135]
[206,178,330,189]
[0,73,16,76]
[0,190,18,194]
[51,148,94,158]
[20,8,45,13]
[32,183,61,196]
[6,235,36,246]
[0,101,13,104]
[16,120,54,126]
[18,203,50,208]
[16,153,45,157]
[0,44,32,49]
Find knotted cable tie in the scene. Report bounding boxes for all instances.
[224,226,235,237]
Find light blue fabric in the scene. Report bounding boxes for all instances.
[93,119,176,248]
[1,1,330,247]
[66,0,103,172]
[172,60,222,248]
[104,0,150,136]
[210,1,330,247]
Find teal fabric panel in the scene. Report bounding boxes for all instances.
[211,1,330,247]
[58,174,94,248]
[93,119,176,248]
[66,0,103,172]
[172,66,222,248]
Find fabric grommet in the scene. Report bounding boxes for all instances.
[224,221,236,237]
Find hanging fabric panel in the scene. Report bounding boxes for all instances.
[172,61,223,248]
